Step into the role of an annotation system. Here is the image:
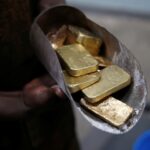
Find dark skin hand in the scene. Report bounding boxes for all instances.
[0,0,65,118]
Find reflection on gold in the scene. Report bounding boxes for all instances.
[68,25,102,56]
[82,65,131,103]
[57,44,98,76]
[80,97,133,127]
[47,25,67,49]
[64,70,101,93]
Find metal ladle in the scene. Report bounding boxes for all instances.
[30,5,147,134]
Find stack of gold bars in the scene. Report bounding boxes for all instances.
[47,25,133,128]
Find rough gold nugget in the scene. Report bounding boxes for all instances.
[57,44,98,76]
[82,65,131,103]
[81,97,133,127]
[64,70,101,93]
[68,25,102,56]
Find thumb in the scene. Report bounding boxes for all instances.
[23,83,54,107]
[23,83,65,108]
[50,85,65,99]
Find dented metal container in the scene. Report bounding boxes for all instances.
[30,5,147,134]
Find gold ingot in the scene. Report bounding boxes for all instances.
[68,25,102,56]
[63,70,101,93]
[65,30,77,44]
[56,44,99,76]
[80,97,133,127]
[82,65,131,103]
[47,25,67,49]
[95,56,112,68]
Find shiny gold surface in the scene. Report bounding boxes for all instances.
[65,31,77,44]
[80,97,133,127]
[47,25,67,49]
[82,65,131,103]
[63,70,101,93]
[95,56,112,67]
[57,44,99,76]
[68,25,102,56]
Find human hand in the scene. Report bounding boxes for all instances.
[0,74,65,118]
[23,74,65,108]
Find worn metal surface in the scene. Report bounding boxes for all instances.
[80,97,133,127]
[30,5,147,134]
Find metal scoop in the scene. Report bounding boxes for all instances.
[30,5,147,134]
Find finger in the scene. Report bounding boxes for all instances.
[50,85,66,99]
[23,83,55,107]
[23,75,65,107]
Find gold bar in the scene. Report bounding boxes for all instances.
[65,30,77,44]
[63,70,101,93]
[95,56,112,68]
[68,25,102,56]
[82,65,131,103]
[80,97,133,127]
[56,44,99,76]
[47,25,67,49]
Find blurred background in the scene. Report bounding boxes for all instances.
[66,0,150,150]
